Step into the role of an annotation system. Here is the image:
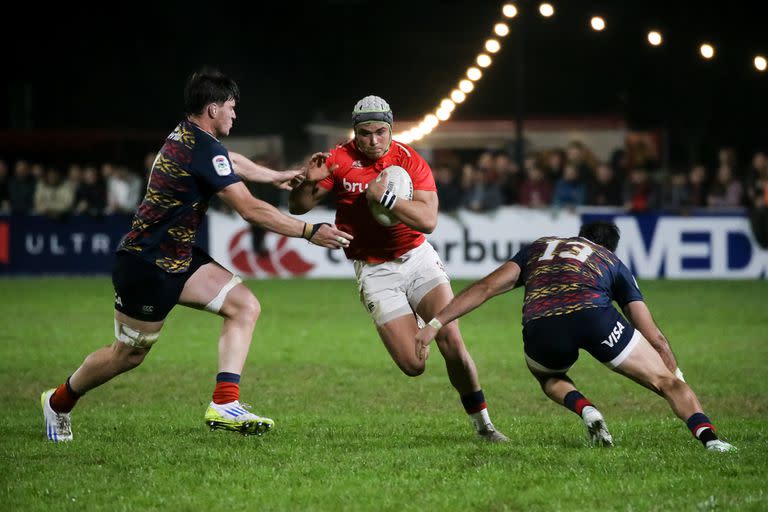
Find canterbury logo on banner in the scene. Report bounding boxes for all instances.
[0,222,8,264]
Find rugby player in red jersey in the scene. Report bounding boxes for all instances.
[289,96,507,442]
[416,221,736,451]
[40,68,352,441]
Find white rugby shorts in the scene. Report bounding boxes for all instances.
[353,241,449,326]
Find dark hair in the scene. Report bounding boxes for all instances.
[579,221,620,252]
[184,67,240,116]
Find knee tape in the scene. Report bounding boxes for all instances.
[114,320,160,348]
[204,275,242,313]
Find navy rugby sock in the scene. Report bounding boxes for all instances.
[563,390,593,416]
[461,390,492,430]
[461,390,487,414]
[686,412,719,446]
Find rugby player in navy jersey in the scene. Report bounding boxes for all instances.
[415,221,735,452]
[40,68,352,441]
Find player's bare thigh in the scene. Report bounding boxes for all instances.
[178,261,255,317]
[613,332,677,391]
[375,282,459,372]
[376,314,424,376]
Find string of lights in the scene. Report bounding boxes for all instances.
[392,2,766,145]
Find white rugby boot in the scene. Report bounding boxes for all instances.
[204,401,274,436]
[41,389,73,442]
[477,423,510,443]
[705,439,737,452]
[582,406,613,447]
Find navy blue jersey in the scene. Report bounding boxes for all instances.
[118,120,241,272]
[511,236,643,324]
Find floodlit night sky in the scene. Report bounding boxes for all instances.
[2,0,767,164]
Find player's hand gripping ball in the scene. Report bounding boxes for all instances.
[369,165,413,226]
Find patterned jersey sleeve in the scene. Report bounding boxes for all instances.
[192,142,241,193]
[405,149,436,192]
[611,260,644,306]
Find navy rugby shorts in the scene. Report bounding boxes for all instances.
[111,247,214,322]
[522,306,640,373]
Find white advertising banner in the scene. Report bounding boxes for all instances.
[206,207,581,279]
[207,208,768,279]
[208,208,768,279]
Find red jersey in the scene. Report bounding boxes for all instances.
[319,140,437,263]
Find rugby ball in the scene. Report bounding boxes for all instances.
[369,165,413,226]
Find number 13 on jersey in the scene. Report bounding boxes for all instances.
[538,239,594,263]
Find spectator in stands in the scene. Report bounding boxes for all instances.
[587,162,622,206]
[746,151,768,247]
[67,164,82,186]
[9,159,36,214]
[717,146,738,177]
[493,151,521,205]
[106,165,143,214]
[0,159,9,213]
[476,151,496,174]
[434,165,462,213]
[566,140,597,180]
[542,148,566,182]
[518,164,553,208]
[660,172,690,213]
[552,163,586,210]
[31,162,45,181]
[34,167,75,219]
[461,163,503,212]
[625,133,660,171]
[74,166,107,216]
[686,164,709,208]
[609,148,629,184]
[623,167,655,212]
[707,164,743,208]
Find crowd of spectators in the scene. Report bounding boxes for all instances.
[429,141,767,216]
[0,153,153,219]
[2,140,767,245]
[424,140,768,246]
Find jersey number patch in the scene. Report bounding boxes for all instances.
[538,239,594,263]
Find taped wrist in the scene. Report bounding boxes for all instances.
[306,222,329,240]
[302,223,313,239]
[380,189,398,210]
[428,318,443,330]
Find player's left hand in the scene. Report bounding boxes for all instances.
[365,169,388,202]
[415,325,437,361]
[304,156,336,182]
[272,169,305,190]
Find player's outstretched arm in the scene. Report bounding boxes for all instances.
[288,154,333,214]
[229,152,303,190]
[218,182,351,249]
[415,261,521,360]
[623,301,679,373]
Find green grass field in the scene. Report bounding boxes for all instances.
[0,278,766,511]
